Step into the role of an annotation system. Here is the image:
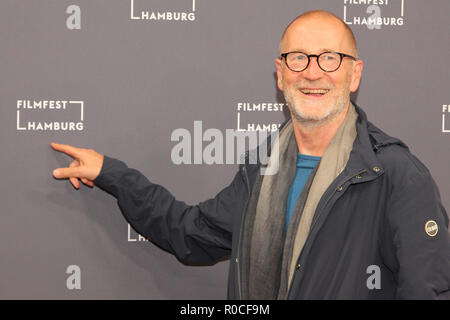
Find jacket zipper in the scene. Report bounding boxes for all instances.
[286,168,368,298]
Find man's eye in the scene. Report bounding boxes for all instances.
[295,55,306,60]
[323,54,337,61]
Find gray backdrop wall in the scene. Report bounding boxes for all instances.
[1,0,449,299]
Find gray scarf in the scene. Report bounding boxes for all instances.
[241,104,358,299]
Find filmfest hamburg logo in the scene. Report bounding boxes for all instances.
[443,104,450,133]
[236,102,285,132]
[128,224,148,242]
[130,0,196,21]
[343,0,406,29]
[16,99,84,131]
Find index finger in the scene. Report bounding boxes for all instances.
[50,142,82,159]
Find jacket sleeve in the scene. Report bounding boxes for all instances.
[93,156,246,266]
[386,169,450,299]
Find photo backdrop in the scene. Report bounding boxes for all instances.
[1,0,449,299]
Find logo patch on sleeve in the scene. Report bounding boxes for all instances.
[425,220,438,237]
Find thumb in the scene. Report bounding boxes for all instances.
[53,166,84,179]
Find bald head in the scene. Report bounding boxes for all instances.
[280,10,358,57]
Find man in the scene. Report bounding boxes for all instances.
[51,10,450,299]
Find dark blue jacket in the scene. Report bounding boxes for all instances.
[94,104,450,299]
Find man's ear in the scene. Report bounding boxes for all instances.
[350,59,364,93]
[275,58,284,92]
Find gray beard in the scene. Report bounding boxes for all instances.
[286,95,348,129]
[283,84,350,129]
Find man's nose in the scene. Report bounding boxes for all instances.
[302,57,323,80]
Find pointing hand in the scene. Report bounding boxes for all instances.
[51,143,104,189]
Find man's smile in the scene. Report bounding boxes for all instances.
[299,88,330,98]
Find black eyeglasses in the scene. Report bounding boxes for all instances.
[280,51,357,72]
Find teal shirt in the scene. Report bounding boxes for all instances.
[286,153,321,227]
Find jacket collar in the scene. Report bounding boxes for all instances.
[348,102,408,180]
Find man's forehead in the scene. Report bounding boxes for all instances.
[281,13,356,54]
[283,27,348,53]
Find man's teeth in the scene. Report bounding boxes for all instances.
[301,89,329,94]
